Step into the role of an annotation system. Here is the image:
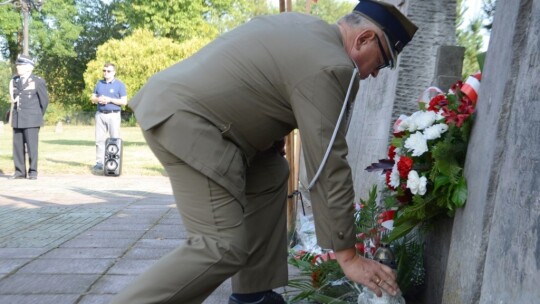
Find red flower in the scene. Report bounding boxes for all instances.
[311,270,320,287]
[355,242,365,254]
[397,156,413,178]
[458,97,476,115]
[379,210,396,222]
[388,146,396,160]
[294,250,307,260]
[396,188,413,205]
[450,80,464,94]
[443,106,471,127]
[385,171,396,190]
[427,94,448,112]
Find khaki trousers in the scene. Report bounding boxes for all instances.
[95,111,121,165]
[111,122,289,304]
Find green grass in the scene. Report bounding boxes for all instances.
[0,124,166,176]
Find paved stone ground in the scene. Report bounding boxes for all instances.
[0,174,301,304]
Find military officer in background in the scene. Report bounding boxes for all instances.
[112,1,417,303]
[8,55,49,180]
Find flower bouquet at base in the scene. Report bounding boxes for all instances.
[355,186,425,300]
[365,72,482,243]
[287,186,425,303]
[287,250,358,303]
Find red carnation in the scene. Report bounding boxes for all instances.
[397,156,413,178]
[388,146,396,160]
[385,171,396,190]
[428,94,447,112]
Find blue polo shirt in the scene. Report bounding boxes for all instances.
[93,78,127,112]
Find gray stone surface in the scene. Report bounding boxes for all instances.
[0,295,81,304]
[0,274,100,293]
[432,45,465,86]
[17,258,115,274]
[0,175,237,303]
[443,0,540,303]
[40,247,125,259]
[420,45,464,304]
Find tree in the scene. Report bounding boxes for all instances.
[43,0,128,111]
[84,29,210,107]
[0,60,12,121]
[482,0,496,31]
[294,0,355,23]
[0,0,83,114]
[0,3,26,65]
[0,0,82,63]
[113,0,266,42]
[456,0,484,78]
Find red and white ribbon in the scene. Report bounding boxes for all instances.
[461,72,482,104]
[418,86,444,104]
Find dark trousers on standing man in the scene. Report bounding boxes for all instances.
[12,127,40,178]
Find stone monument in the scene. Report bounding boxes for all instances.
[443,0,540,303]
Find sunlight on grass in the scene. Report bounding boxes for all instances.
[0,125,166,176]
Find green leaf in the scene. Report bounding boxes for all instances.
[433,175,451,192]
[391,137,404,148]
[477,51,487,72]
[387,219,419,243]
[451,176,468,208]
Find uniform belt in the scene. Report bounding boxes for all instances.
[99,110,120,114]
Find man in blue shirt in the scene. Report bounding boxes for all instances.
[90,62,127,172]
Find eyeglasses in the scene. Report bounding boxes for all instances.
[103,69,114,73]
[374,35,391,70]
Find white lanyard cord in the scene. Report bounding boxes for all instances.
[307,68,358,191]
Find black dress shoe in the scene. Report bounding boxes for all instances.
[8,175,26,180]
[229,291,286,304]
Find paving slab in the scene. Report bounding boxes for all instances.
[0,174,302,303]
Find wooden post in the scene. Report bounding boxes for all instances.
[285,130,301,244]
[278,0,301,245]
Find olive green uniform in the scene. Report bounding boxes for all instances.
[113,12,359,304]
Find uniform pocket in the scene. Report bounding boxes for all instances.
[217,142,245,187]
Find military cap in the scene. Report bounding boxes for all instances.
[353,0,418,68]
[15,54,35,66]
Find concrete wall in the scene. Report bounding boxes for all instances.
[443,0,540,303]
[420,45,464,304]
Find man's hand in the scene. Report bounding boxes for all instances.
[335,248,399,297]
[97,96,111,105]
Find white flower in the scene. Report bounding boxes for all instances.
[436,109,445,121]
[393,114,409,133]
[400,116,416,132]
[409,111,438,131]
[407,170,427,195]
[389,163,400,189]
[404,131,428,156]
[423,123,449,140]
